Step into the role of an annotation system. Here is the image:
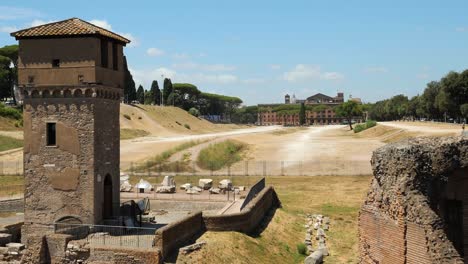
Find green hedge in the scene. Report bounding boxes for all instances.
[353,120,377,133]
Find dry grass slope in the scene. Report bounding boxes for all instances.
[120,104,244,137]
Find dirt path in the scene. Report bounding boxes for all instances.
[120,126,283,169]
[228,125,384,176]
[381,121,462,135]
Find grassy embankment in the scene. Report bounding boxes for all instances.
[0,104,23,152]
[132,140,205,172]
[176,175,371,264]
[0,175,23,197]
[120,128,150,140]
[0,135,22,152]
[197,140,247,171]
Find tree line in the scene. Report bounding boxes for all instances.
[122,60,243,118]
[368,70,468,122]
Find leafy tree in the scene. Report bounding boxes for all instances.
[123,56,137,103]
[299,103,306,125]
[136,85,145,104]
[0,45,18,103]
[163,78,173,105]
[460,104,468,121]
[150,80,161,105]
[144,90,153,105]
[173,83,201,110]
[336,100,363,130]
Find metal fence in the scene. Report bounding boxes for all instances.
[0,159,372,176]
[125,160,372,177]
[54,223,157,249]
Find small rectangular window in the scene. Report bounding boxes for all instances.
[28,76,34,84]
[101,39,108,68]
[52,59,60,68]
[112,42,118,71]
[46,123,56,146]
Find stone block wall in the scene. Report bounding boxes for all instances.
[154,211,204,259]
[358,136,468,263]
[203,186,281,233]
[23,99,96,243]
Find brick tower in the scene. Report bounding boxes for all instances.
[11,18,130,243]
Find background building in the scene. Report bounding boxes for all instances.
[258,92,359,126]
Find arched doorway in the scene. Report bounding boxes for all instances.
[103,174,113,219]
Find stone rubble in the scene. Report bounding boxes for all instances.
[179,241,206,255]
[303,214,330,263]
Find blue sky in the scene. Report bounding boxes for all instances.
[1,1,468,105]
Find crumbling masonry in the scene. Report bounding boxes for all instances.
[359,136,468,263]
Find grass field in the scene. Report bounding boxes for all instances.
[197,140,247,171]
[0,134,23,152]
[169,175,371,264]
[0,175,23,197]
[0,173,371,263]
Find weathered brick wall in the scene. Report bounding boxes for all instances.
[359,137,467,264]
[203,186,281,233]
[359,206,405,264]
[154,211,204,259]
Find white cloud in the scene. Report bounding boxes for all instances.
[146,47,165,57]
[322,72,344,80]
[243,78,265,84]
[282,64,344,82]
[0,25,17,33]
[90,19,139,47]
[172,61,236,71]
[30,19,56,27]
[456,27,467,32]
[269,64,281,70]
[364,66,388,73]
[0,7,42,20]
[89,19,112,30]
[191,73,238,84]
[129,66,239,88]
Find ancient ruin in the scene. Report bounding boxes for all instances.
[359,136,468,263]
[12,18,129,245]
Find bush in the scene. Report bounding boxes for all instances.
[353,124,366,133]
[353,120,377,133]
[184,124,191,129]
[189,107,200,117]
[365,119,377,128]
[0,104,22,120]
[123,114,131,120]
[197,140,247,171]
[296,243,307,255]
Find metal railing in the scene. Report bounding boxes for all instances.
[0,159,372,177]
[125,160,372,177]
[54,223,157,249]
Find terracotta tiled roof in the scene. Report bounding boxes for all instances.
[11,18,130,44]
